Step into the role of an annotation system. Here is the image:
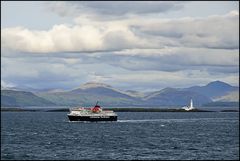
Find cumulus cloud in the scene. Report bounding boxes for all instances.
[1,23,151,53]
[2,25,103,53]
[2,10,238,53]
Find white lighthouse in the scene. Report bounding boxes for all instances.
[182,99,195,111]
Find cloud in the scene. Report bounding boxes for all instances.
[1,2,239,90]
[104,70,239,91]
[135,10,239,50]
[95,47,239,73]
[1,23,150,53]
[46,1,185,17]
[46,1,80,17]
[1,57,78,89]
[2,10,238,54]
[1,49,238,91]
[1,56,127,89]
[2,25,103,53]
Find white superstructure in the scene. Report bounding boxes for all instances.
[68,107,117,117]
[67,102,118,121]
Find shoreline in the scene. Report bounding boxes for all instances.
[1,107,239,112]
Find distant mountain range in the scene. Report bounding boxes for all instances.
[183,81,238,99]
[1,81,239,107]
[1,90,55,107]
[143,87,212,106]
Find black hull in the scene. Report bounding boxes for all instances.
[68,115,117,122]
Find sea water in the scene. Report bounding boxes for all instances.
[1,111,239,160]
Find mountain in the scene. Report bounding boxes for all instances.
[2,81,238,107]
[213,90,239,102]
[143,88,212,106]
[185,81,238,99]
[203,90,239,107]
[38,88,66,93]
[203,101,239,107]
[70,82,133,99]
[1,86,21,91]
[125,90,145,98]
[1,85,66,93]
[37,82,140,107]
[1,90,55,107]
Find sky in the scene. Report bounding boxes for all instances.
[1,1,239,91]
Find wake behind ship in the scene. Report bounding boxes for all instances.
[67,102,117,122]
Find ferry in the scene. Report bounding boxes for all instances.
[67,102,117,122]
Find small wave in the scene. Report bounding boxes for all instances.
[67,121,116,123]
[187,147,198,150]
[117,119,164,123]
[117,117,234,123]
[65,117,235,124]
[67,121,94,123]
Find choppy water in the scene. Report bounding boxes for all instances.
[1,112,239,160]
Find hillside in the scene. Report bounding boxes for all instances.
[1,90,55,107]
[213,90,239,102]
[70,82,133,99]
[1,81,238,107]
[37,82,141,107]
[143,88,212,106]
[185,81,238,99]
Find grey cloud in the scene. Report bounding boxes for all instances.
[206,66,239,74]
[2,44,238,75]
[2,49,238,90]
[48,1,185,17]
[1,55,124,90]
[79,1,184,15]
[87,49,239,74]
[136,12,239,50]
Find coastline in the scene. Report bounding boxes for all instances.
[1,107,239,112]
